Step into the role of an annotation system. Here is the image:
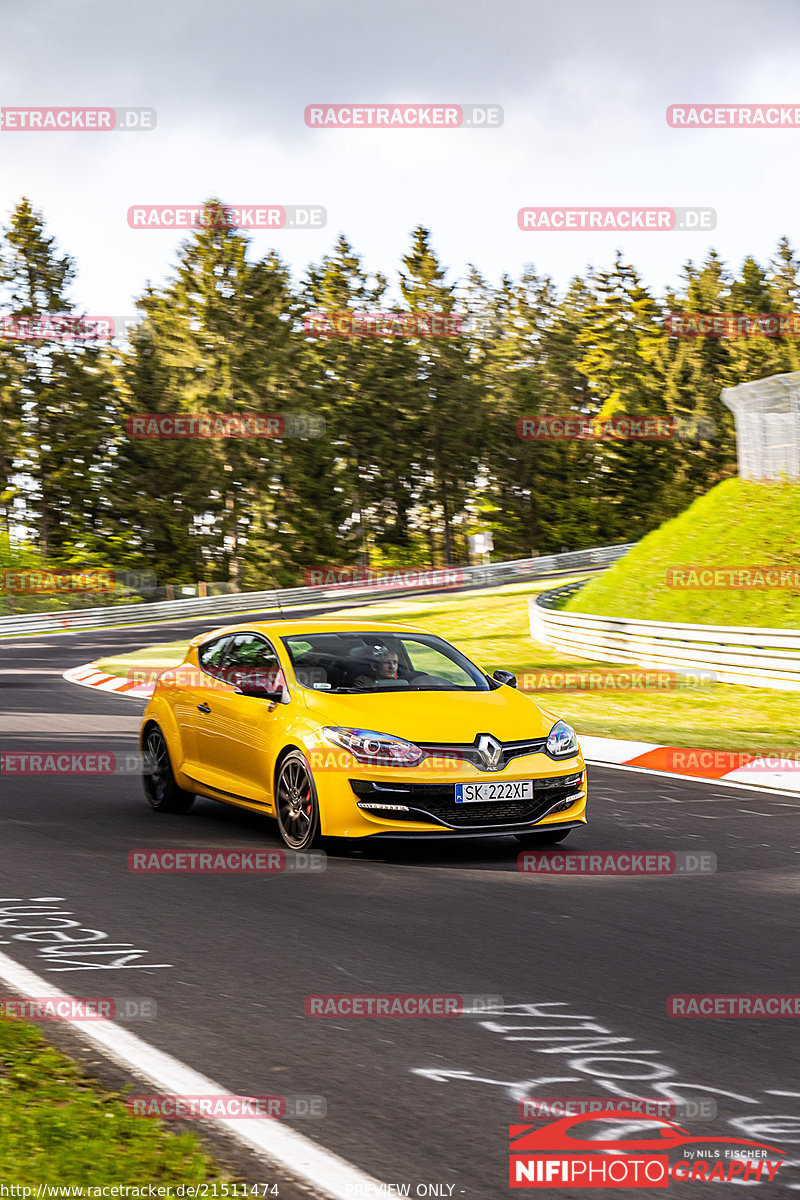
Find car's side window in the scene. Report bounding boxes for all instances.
[198,636,231,678]
[222,634,285,691]
[404,639,475,685]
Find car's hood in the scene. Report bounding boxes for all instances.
[300,685,557,743]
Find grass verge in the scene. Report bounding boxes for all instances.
[94,638,189,680]
[566,479,800,627]
[0,1013,228,1187]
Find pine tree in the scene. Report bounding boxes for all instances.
[113,201,298,586]
[300,235,419,569]
[578,253,674,541]
[399,227,482,564]
[0,198,116,557]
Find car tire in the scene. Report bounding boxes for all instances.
[515,828,571,846]
[142,725,195,814]
[275,750,322,851]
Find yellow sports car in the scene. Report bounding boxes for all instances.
[139,619,587,851]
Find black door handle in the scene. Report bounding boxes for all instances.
[197,702,211,713]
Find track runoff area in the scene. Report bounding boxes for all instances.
[1,592,798,1198]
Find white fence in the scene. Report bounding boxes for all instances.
[0,543,634,638]
[530,584,800,691]
[723,371,800,480]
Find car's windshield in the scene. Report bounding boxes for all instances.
[281,632,491,693]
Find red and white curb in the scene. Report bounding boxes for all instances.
[580,735,800,795]
[62,661,155,699]
[61,663,800,794]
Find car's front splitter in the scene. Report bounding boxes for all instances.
[359,820,586,840]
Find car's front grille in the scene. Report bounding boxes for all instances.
[418,737,548,771]
[351,773,584,828]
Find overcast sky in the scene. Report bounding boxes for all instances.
[2,0,800,317]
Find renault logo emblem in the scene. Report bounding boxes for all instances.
[477,734,503,770]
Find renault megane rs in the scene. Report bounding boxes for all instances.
[139,619,587,851]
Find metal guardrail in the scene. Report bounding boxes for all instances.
[530,582,800,692]
[0,544,634,638]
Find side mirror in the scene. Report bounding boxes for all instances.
[234,681,285,702]
[492,669,517,689]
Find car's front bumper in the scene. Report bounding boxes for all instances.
[312,750,587,838]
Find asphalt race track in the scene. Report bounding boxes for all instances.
[2,609,799,1198]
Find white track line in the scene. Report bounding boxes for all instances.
[0,951,384,1199]
[586,759,800,799]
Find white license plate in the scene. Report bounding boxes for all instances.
[455,779,534,804]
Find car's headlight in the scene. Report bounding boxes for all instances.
[546,720,579,758]
[323,727,424,767]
